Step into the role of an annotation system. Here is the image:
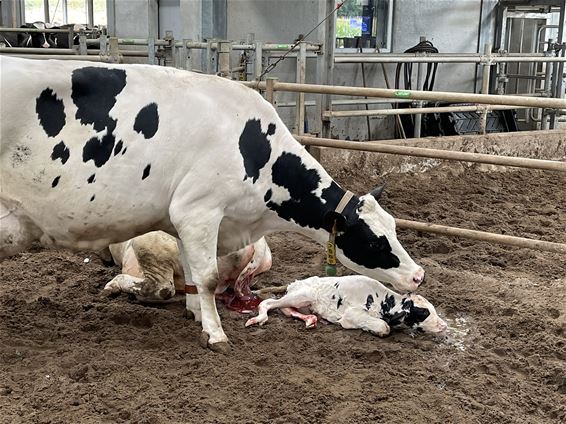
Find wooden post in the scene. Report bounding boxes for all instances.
[266,76,278,106]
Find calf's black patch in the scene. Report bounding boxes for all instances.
[142,164,151,180]
[51,176,61,188]
[403,300,431,328]
[336,297,343,309]
[36,88,66,137]
[365,294,374,310]
[134,103,159,139]
[90,195,95,202]
[51,141,70,164]
[72,67,127,168]
[87,174,95,184]
[239,119,274,183]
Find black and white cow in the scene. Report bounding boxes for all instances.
[246,275,447,336]
[0,56,424,351]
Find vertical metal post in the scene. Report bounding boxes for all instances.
[253,41,263,80]
[99,33,107,55]
[67,26,74,49]
[321,0,336,139]
[413,36,427,138]
[206,39,215,74]
[541,38,554,130]
[106,0,116,36]
[218,40,231,77]
[550,1,565,129]
[43,0,50,23]
[480,43,492,134]
[108,36,121,63]
[266,77,278,106]
[148,37,156,65]
[182,39,190,70]
[78,32,87,55]
[295,42,307,135]
[87,0,94,27]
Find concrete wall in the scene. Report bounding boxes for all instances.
[115,0,505,137]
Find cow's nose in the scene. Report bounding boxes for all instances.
[413,267,425,286]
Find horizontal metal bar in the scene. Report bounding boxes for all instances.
[1,54,105,61]
[244,81,566,109]
[0,27,96,34]
[296,135,566,172]
[335,55,566,63]
[183,41,321,51]
[396,219,566,254]
[276,98,415,108]
[324,104,528,118]
[0,47,76,54]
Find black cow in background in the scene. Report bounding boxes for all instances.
[0,22,102,49]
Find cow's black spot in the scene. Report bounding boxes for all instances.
[331,295,335,300]
[122,147,127,155]
[114,140,123,156]
[51,176,61,188]
[142,164,151,180]
[51,141,70,164]
[134,103,159,139]
[36,88,65,137]
[264,189,272,202]
[402,300,431,328]
[266,152,400,271]
[267,153,349,230]
[334,282,339,289]
[90,195,95,202]
[239,119,274,183]
[87,174,95,184]
[337,297,343,309]
[365,294,374,310]
[72,67,126,168]
[336,215,400,270]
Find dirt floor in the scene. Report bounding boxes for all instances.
[1,162,565,424]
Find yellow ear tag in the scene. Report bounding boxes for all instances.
[325,221,337,276]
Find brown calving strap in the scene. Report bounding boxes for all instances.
[184,284,198,295]
[335,190,354,214]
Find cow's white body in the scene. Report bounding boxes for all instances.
[246,275,448,336]
[0,57,424,349]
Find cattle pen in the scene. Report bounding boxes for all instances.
[1,1,566,423]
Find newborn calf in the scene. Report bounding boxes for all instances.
[246,275,447,336]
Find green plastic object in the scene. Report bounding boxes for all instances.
[325,264,337,276]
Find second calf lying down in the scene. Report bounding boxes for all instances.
[246,275,447,337]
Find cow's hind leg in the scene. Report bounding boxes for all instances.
[0,200,42,260]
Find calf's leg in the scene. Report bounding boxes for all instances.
[280,307,318,328]
[338,309,391,337]
[245,288,315,327]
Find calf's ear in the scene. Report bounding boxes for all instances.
[322,211,347,233]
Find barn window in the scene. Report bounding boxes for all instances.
[24,0,106,26]
[335,0,393,52]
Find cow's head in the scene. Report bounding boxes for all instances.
[401,294,447,333]
[327,187,425,293]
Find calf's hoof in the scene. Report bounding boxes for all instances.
[199,332,231,354]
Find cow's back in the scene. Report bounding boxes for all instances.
[0,56,291,250]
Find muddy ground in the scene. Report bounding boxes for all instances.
[1,162,565,424]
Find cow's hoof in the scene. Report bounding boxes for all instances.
[199,332,231,354]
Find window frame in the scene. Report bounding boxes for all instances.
[23,0,99,26]
[335,0,394,53]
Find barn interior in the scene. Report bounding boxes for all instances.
[0,1,565,423]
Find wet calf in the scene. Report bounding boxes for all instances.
[246,275,447,336]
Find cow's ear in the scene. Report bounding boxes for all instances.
[322,211,347,233]
[370,185,386,201]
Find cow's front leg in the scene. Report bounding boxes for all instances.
[338,309,391,337]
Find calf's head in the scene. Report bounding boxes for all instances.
[330,188,425,293]
[400,294,447,333]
